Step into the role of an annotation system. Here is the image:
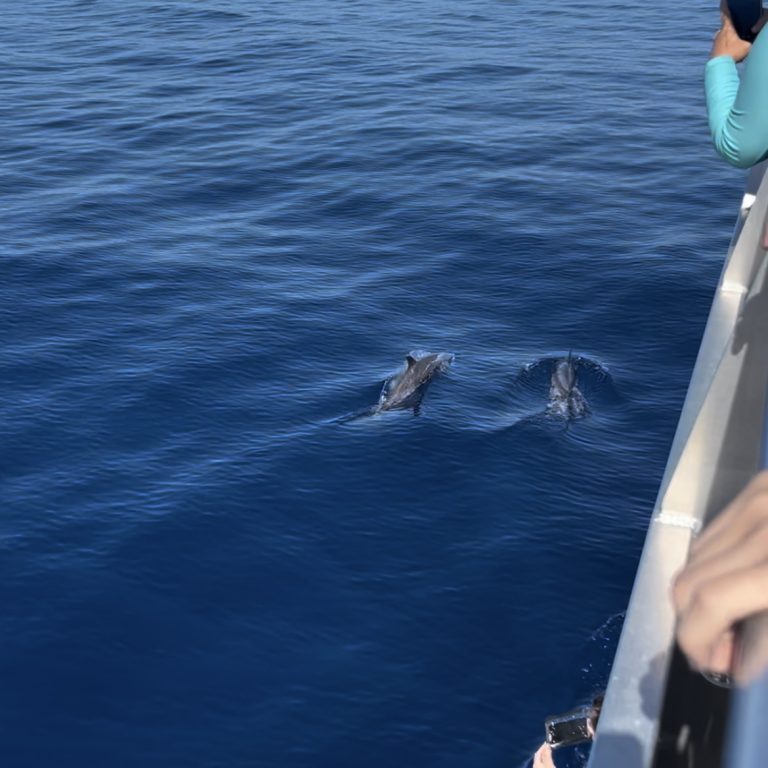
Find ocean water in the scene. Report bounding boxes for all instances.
[1,1,748,766]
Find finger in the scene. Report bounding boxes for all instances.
[691,495,744,555]
[689,513,750,570]
[708,629,736,674]
[691,474,768,556]
[721,12,738,33]
[692,499,767,569]
[672,526,768,615]
[533,744,552,768]
[674,522,768,613]
[534,744,556,768]
[677,563,768,671]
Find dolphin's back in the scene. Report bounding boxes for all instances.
[553,360,576,394]
[377,351,453,412]
[548,355,588,419]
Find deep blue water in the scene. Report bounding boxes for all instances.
[1,1,748,766]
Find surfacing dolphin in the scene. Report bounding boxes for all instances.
[548,353,588,419]
[375,351,454,415]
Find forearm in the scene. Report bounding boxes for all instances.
[706,32,768,168]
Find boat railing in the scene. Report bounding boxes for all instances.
[724,398,768,768]
[587,160,768,768]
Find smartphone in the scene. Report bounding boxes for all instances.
[544,705,595,749]
[728,0,763,42]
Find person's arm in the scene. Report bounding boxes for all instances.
[707,13,768,168]
[672,471,768,674]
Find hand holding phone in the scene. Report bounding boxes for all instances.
[712,4,757,60]
[544,705,596,749]
[727,0,763,42]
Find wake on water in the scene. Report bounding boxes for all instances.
[515,355,617,421]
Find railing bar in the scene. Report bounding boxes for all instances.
[725,278,768,768]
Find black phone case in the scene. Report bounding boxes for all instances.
[545,712,591,748]
[728,0,762,42]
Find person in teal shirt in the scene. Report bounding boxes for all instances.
[707,7,768,167]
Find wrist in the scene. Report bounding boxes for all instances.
[711,37,736,59]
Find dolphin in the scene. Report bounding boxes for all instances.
[376,351,454,415]
[549,353,588,419]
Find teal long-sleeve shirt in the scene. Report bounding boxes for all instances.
[706,29,768,168]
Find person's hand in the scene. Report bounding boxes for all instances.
[533,742,556,768]
[672,471,768,675]
[711,10,753,62]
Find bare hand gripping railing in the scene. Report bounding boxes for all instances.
[725,402,768,768]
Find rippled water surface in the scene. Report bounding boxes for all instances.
[2,1,747,766]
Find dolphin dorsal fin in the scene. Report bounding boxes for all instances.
[405,354,417,368]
